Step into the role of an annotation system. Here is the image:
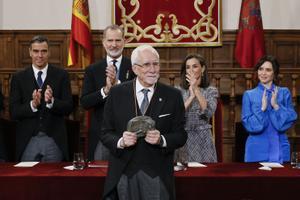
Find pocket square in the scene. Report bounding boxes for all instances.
[159,113,171,118]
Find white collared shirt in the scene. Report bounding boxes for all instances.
[32,64,48,83]
[106,55,122,74]
[135,78,154,108]
[30,64,54,111]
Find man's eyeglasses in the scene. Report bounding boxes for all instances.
[135,62,160,69]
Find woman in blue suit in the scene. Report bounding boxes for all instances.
[242,55,297,163]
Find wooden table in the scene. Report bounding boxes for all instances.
[0,162,299,200]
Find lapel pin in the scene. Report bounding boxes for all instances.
[159,98,162,102]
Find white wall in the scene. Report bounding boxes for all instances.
[0,0,3,28]
[224,0,300,30]
[0,0,112,29]
[0,0,299,30]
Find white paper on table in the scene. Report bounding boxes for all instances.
[63,165,75,170]
[14,162,39,167]
[187,162,207,168]
[258,166,272,171]
[259,162,284,168]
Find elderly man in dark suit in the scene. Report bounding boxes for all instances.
[9,35,73,162]
[80,25,135,161]
[101,44,187,200]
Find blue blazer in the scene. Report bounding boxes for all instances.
[241,83,297,163]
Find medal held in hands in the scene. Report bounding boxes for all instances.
[127,116,155,138]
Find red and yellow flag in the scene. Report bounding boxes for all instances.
[68,0,93,68]
[235,0,266,68]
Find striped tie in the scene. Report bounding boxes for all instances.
[140,88,150,115]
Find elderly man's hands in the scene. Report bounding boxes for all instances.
[145,130,161,145]
[120,129,162,148]
[121,131,137,148]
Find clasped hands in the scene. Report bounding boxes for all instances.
[261,86,279,111]
[103,64,118,95]
[32,85,53,108]
[120,130,161,148]
[186,71,207,110]
[186,71,200,99]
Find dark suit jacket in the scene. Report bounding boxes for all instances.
[80,57,135,160]
[9,65,73,161]
[100,80,187,200]
[0,89,5,161]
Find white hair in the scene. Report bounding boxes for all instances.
[131,44,159,65]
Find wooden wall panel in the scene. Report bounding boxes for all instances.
[1,30,300,69]
[0,34,15,68]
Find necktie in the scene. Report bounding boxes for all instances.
[37,71,43,88]
[140,89,150,115]
[112,59,119,79]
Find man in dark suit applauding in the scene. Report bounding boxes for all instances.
[9,35,73,162]
[80,25,135,161]
[101,44,187,200]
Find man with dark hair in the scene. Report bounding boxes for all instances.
[80,25,135,161]
[10,35,73,162]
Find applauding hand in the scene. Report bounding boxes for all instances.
[103,64,117,94]
[32,89,42,108]
[271,86,279,110]
[261,88,267,111]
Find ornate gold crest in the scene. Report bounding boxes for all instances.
[114,0,222,47]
